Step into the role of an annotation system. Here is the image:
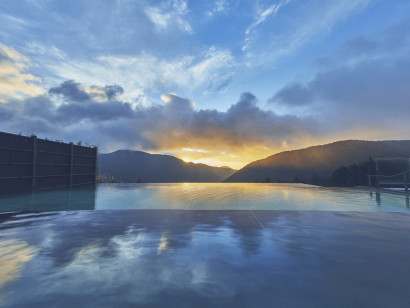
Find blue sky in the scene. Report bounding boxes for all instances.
[1,0,410,168]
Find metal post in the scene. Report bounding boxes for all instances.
[69,142,74,188]
[32,136,37,190]
[94,146,98,186]
[376,192,381,206]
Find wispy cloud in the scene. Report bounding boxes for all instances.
[42,46,235,104]
[0,43,44,102]
[243,0,371,65]
[206,0,229,18]
[145,0,193,34]
[242,0,291,52]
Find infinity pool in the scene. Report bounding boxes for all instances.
[1,184,410,307]
[0,183,409,212]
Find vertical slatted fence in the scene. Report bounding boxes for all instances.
[0,131,97,193]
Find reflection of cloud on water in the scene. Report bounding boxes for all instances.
[3,210,410,306]
[20,226,237,304]
[0,211,255,305]
[0,239,37,304]
[0,209,287,305]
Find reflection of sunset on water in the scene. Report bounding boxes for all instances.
[0,240,37,304]
[2,210,410,306]
[0,184,409,212]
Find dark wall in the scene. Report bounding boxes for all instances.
[0,131,97,193]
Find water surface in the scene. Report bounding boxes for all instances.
[1,210,410,307]
[0,183,409,212]
[1,184,410,307]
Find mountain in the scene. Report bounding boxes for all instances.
[98,150,235,183]
[225,140,410,183]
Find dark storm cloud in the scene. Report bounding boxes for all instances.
[269,83,314,106]
[314,18,410,68]
[140,92,316,151]
[49,80,90,102]
[46,81,134,123]
[309,59,410,113]
[270,18,410,130]
[0,104,13,120]
[49,80,124,103]
[0,80,317,152]
[271,56,410,122]
[56,100,134,123]
[102,85,124,99]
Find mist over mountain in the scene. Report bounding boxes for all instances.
[98,150,235,183]
[225,140,410,184]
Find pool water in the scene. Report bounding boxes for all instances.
[0,183,409,212]
[1,184,410,307]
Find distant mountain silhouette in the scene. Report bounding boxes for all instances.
[225,140,410,183]
[98,150,235,183]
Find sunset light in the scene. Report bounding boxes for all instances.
[1,1,409,168]
[1,1,410,306]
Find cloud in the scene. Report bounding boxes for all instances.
[161,93,194,108]
[242,0,290,52]
[269,83,314,106]
[206,0,228,18]
[49,80,125,103]
[44,46,235,103]
[315,18,410,68]
[0,43,44,102]
[243,0,371,66]
[0,104,13,121]
[48,81,133,123]
[0,81,134,136]
[49,80,90,102]
[309,57,410,121]
[0,80,316,167]
[270,20,410,138]
[136,92,316,155]
[145,0,193,34]
[102,85,124,100]
[2,0,200,69]
[271,62,410,134]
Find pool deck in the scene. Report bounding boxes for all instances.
[1,209,410,307]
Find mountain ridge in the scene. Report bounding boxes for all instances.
[98,149,236,183]
[225,140,410,183]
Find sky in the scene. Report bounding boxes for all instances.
[0,0,410,169]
